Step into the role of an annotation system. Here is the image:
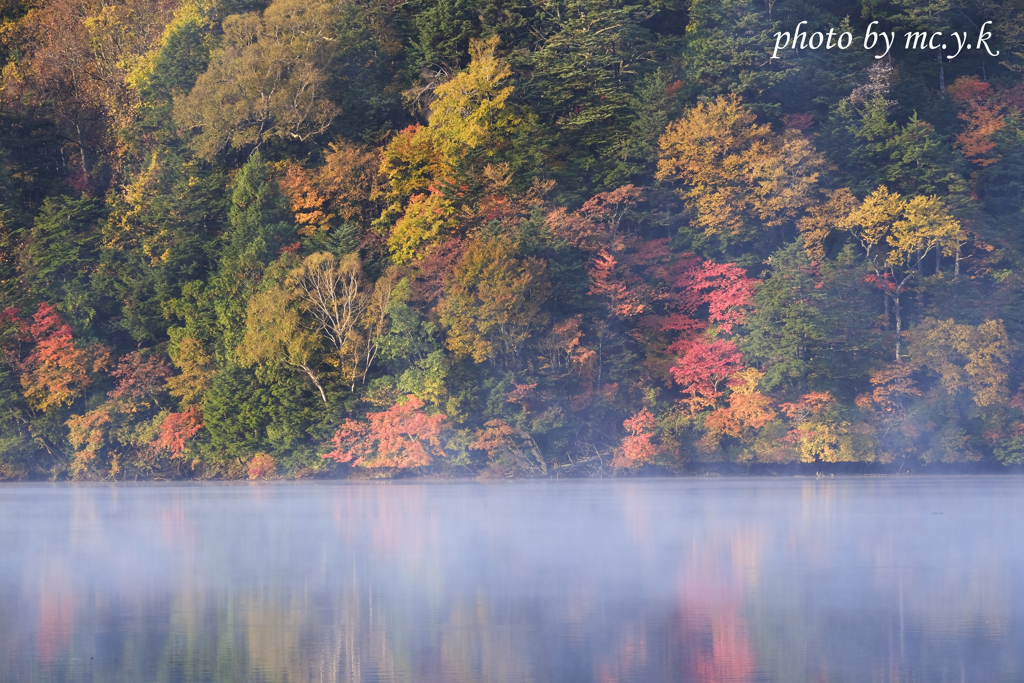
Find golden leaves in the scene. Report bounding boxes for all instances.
[910,318,1012,408]
[840,185,905,252]
[657,95,829,241]
[428,35,518,160]
[387,189,457,264]
[380,36,524,262]
[173,0,341,159]
[437,235,551,367]
[796,188,857,260]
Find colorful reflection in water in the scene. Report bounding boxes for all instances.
[1,477,1023,682]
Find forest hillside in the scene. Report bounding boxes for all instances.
[2,0,1024,479]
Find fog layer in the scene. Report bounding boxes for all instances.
[1,477,1023,682]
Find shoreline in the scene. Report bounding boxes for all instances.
[3,459,1022,484]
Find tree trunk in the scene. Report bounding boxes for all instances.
[294,363,327,404]
[526,435,548,475]
[303,370,327,403]
[309,376,327,404]
[76,122,88,178]
[916,252,925,311]
[893,294,902,362]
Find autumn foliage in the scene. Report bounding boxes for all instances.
[14,303,110,412]
[949,77,1005,167]
[657,95,828,242]
[671,340,744,413]
[3,0,1024,479]
[248,452,277,480]
[278,141,382,236]
[323,396,449,468]
[703,369,776,442]
[612,409,660,468]
[154,407,204,457]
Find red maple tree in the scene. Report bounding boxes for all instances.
[670,339,744,413]
[153,407,204,457]
[14,303,110,411]
[108,351,173,410]
[613,408,660,467]
[323,395,450,468]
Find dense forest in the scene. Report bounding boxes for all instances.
[1,0,1024,479]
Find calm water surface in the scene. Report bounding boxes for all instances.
[1,477,1023,682]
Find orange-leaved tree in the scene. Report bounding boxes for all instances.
[278,140,384,236]
[153,407,204,457]
[14,303,110,412]
[324,395,449,468]
[703,368,776,444]
[545,184,644,250]
[612,408,660,468]
[948,76,1005,168]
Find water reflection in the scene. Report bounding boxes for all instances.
[1,478,1023,682]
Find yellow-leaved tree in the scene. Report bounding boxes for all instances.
[437,235,550,371]
[236,283,327,403]
[173,0,341,160]
[379,35,524,263]
[839,187,966,361]
[656,95,829,247]
[909,318,1013,409]
[236,252,397,397]
[425,35,519,163]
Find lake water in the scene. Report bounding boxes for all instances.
[1,477,1023,682]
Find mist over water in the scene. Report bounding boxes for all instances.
[1,477,1022,682]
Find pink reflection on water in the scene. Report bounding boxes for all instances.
[34,564,74,667]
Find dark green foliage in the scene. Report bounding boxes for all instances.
[379,279,440,366]
[741,241,830,394]
[96,158,226,345]
[615,69,686,182]
[24,196,105,328]
[408,0,480,72]
[328,0,411,141]
[0,116,67,220]
[973,112,1024,223]
[0,316,35,479]
[510,0,673,195]
[680,0,794,107]
[202,361,331,467]
[824,95,967,197]
[743,242,883,400]
[130,13,216,154]
[207,151,292,359]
